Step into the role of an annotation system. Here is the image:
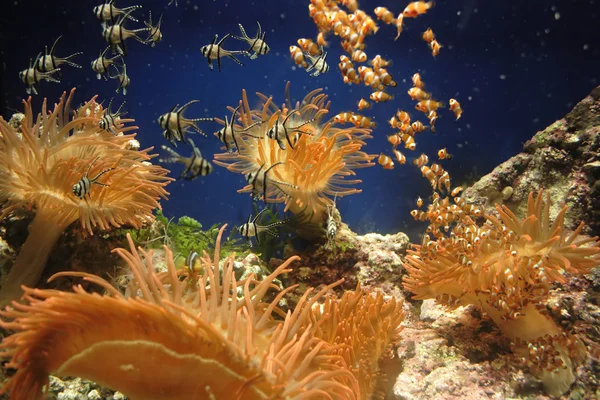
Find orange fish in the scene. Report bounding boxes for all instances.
[416,196,423,207]
[397,110,411,123]
[358,98,371,110]
[422,28,435,43]
[370,55,392,71]
[427,110,438,132]
[351,114,376,128]
[289,46,308,69]
[370,91,393,102]
[403,1,434,18]
[411,120,428,133]
[374,7,395,24]
[438,147,452,160]
[412,153,429,167]
[393,149,406,164]
[317,32,329,47]
[377,68,397,87]
[451,186,463,197]
[341,0,359,12]
[394,14,404,41]
[334,112,354,124]
[387,133,401,146]
[388,116,398,128]
[401,133,416,150]
[378,153,394,169]
[297,38,321,56]
[449,98,463,120]
[412,72,425,88]
[352,49,367,63]
[407,87,431,100]
[429,39,442,57]
[416,99,444,113]
[420,165,436,187]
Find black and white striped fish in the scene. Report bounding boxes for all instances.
[245,162,297,202]
[232,21,270,60]
[305,49,329,77]
[19,54,61,95]
[267,110,315,150]
[94,0,141,23]
[326,193,338,248]
[239,208,286,247]
[110,63,130,95]
[144,10,163,47]
[91,47,122,80]
[159,138,213,180]
[215,104,262,153]
[185,251,201,273]
[101,8,148,55]
[200,33,249,72]
[98,99,126,135]
[158,100,214,146]
[72,157,114,199]
[35,36,82,73]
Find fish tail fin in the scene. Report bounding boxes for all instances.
[61,52,83,68]
[122,5,142,22]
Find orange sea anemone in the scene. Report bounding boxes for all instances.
[403,191,600,396]
[0,89,172,303]
[214,82,376,224]
[0,225,403,399]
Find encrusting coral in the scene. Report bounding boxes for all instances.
[214,82,376,225]
[0,225,403,399]
[403,190,600,397]
[0,89,172,303]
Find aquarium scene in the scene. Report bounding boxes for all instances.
[0,0,599,398]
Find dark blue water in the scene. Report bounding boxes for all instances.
[1,0,598,240]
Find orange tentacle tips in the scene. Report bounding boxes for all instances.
[0,89,172,303]
[0,225,403,399]
[214,82,376,224]
[403,190,600,397]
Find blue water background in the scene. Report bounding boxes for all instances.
[1,0,599,240]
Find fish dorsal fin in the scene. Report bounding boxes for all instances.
[252,207,268,224]
[178,99,199,114]
[50,35,62,56]
[189,138,202,158]
[282,109,298,125]
[256,21,262,37]
[217,33,230,46]
[268,111,279,128]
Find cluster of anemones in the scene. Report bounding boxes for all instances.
[0,225,403,399]
[403,190,599,396]
[0,89,172,303]
[214,82,376,224]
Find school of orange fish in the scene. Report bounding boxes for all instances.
[292,0,467,224]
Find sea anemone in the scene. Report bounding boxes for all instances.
[214,82,375,224]
[0,225,403,399]
[0,89,172,303]
[403,191,600,396]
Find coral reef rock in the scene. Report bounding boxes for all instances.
[464,85,600,236]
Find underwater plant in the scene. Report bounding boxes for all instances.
[0,225,403,399]
[0,89,172,303]
[214,82,376,225]
[125,209,247,262]
[403,191,600,396]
